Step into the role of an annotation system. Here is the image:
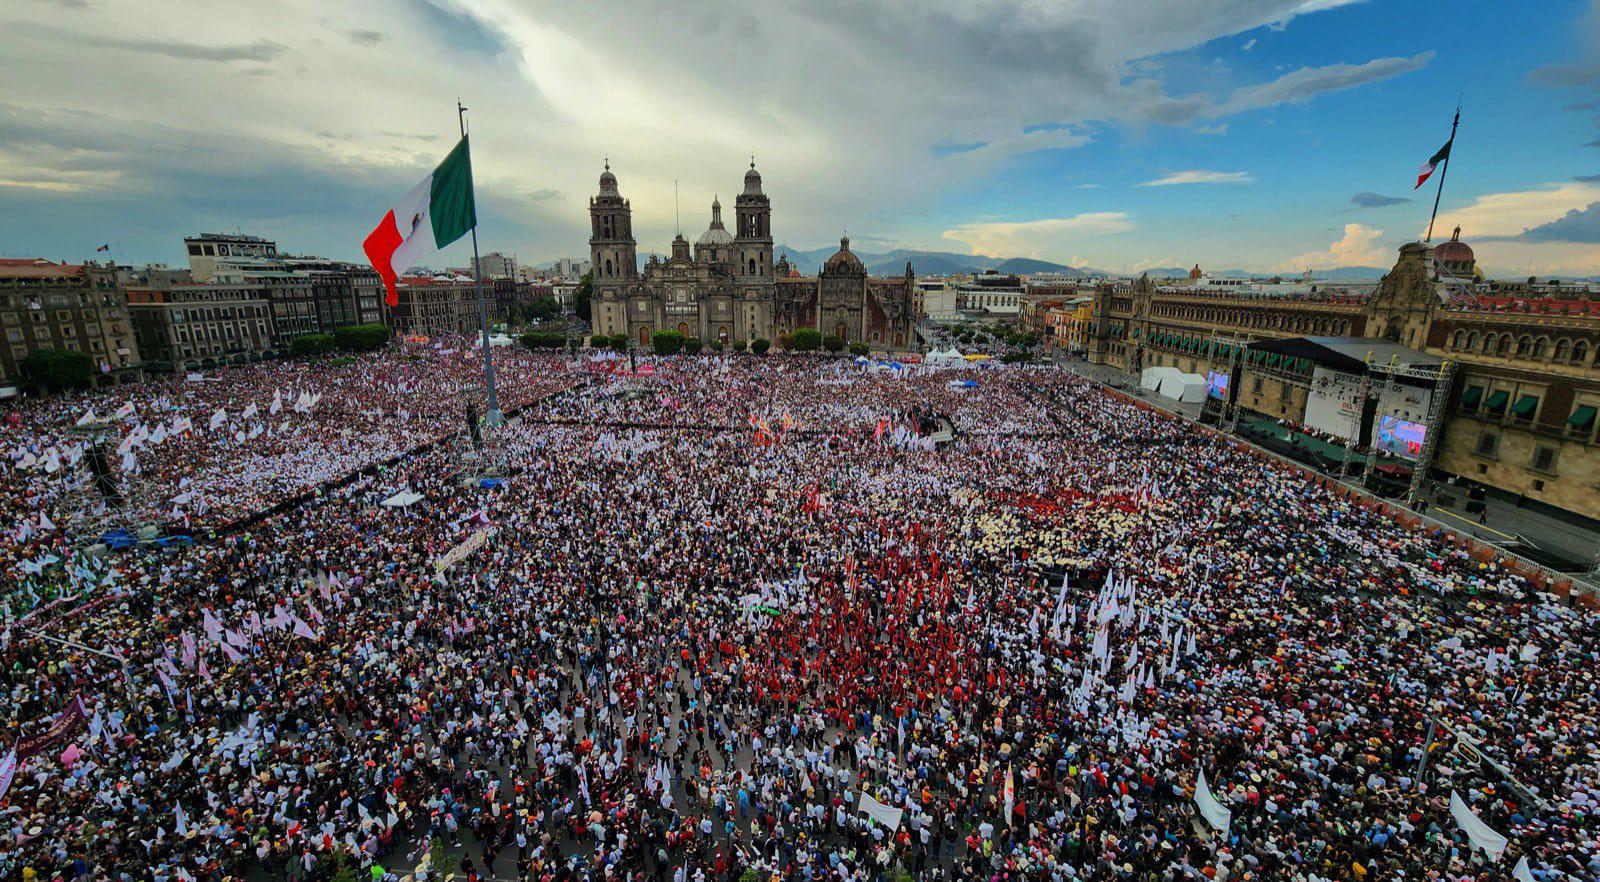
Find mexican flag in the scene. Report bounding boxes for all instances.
[1414,137,1451,189]
[363,136,477,305]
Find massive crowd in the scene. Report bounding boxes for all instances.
[1,350,1596,882]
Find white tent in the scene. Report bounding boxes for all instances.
[1140,366,1181,392]
[924,347,968,368]
[380,489,424,508]
[1158,372,1207,404]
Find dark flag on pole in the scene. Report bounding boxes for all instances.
[96,244,110,252]
[1414,139,1452,189]
[1421,104,1461,242]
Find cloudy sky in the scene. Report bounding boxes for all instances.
[3,0,1598,277]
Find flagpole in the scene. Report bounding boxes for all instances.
[1425,104,1461,243]
[458,101,502,425]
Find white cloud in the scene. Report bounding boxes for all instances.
[1242,38,1257,51]
[1431,181,1600,239]
[0,0,1412,263]
[940,213,1136,259]
[1277,222,1387,271]
[1211,52,1433,116]
[1139,170,1254,186]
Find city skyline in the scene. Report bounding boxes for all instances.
[2,0,1599,277]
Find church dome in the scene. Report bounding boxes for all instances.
[743,162,763,196]
[1434,226,1473,264]
[696,196,734,247]
[598,160,619,196]
[823,236,864,273]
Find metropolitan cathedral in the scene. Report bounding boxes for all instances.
[587,161,917,349]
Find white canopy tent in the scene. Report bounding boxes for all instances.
[380,489,424,508]
[1158,372,1207,404]
[1140,366,1181,393]
[924,347,969,368]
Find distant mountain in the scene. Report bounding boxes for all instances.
[1312,266,1386,280]
[776,244,1093,278]
[991,257,1085,276]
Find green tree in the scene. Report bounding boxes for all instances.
[19,348,94,391]
[1001,351,1034,364]
[708,340,724,353]
[289,333,335,357]
[608,333,630,351]
[777,333,796,351]
[822,335,845,353]
[849,343,869,357]
[332,324,392,351]
[791,327,822,352]
[732,340,747,353]
[651,330,684,355]
[574,270,593,321]
[683,337,703,355]
[590,334,608,348]
[750,338,771,356]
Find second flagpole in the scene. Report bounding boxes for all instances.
[457,100,503,425]
[1425,103,1461,243]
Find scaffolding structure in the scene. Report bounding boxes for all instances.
[59,421,158,550]
[446,384,508,480]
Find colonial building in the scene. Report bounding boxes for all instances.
[387,277,481,338]
[1088,229,1600,520]
[0,259,142,393]
[124,284,273,370]
[587,162,915,348]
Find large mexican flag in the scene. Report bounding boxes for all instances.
[363,136,477,305]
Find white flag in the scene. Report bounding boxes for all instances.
[269,390,282,415]
[76,408,98,426]
[1194,768,1232,836]
[1448,791,1508,859]
[1512,856,1534,882]
[291,615,319,641]
[0,749,16,802]
[857,792,904,831]
[209,409,227,431]
[242,403,258,420]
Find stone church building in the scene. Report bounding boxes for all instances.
[588,162,915,349]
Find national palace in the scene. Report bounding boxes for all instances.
[1087,229,1600,521]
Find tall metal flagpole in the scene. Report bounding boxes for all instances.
[1424,103,1461,243]
[459,101,503,424]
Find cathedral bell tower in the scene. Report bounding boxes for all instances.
[734,160,773,281]
[588,160,637,335]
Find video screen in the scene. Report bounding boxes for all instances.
[1206,371,1229,400]
[1375,415,1427,459]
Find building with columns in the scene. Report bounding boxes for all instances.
[1086,229,1600,521]
[587,162,915,348]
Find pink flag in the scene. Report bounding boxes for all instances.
[220,642,244,664]
[291,616,319,641]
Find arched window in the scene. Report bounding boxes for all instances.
[1465,331,1479,351]
[1516,335,1532,357]
[1554,338,1572,361]
[1496,335,1511,357]
[749,258,757,275]
[638,326,650,346]
[1575,340,1591,364]
[604,258,614,277]
[1532,337,1548,358]
[1482,333,1497,354]
[1451,330,1465,350]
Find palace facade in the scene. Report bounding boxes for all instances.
[587,163,916,349]
[1088,229,1600,521]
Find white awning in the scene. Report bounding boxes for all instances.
[380,489,424,508]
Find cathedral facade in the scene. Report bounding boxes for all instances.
[587,162,915,349]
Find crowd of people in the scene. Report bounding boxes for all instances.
[1,349,1596,882]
